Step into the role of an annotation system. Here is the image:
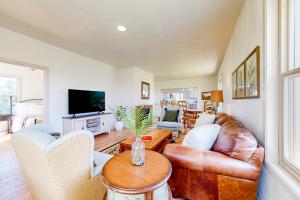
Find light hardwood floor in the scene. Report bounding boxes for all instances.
[0,140,32,200]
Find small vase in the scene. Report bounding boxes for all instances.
[114,121,124,131]
[131,137,145,166]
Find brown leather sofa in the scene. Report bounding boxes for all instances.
[163,113,264,200]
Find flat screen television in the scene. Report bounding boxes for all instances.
[68,89,105,114]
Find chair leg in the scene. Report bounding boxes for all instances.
[102,191,107,200]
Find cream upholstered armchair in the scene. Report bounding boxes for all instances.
[12,124,112,200]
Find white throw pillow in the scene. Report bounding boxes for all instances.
[182,124,221,151]
[194,113,216,127]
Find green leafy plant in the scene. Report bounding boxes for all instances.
[121,107,152,137]
[109,105,126,121]
[116,106,126,121]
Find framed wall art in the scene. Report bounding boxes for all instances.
[236,64,245,98]
[232,46,260,99]
[232,71,237,98]
[245,48,260,97]
[141,81,150,99]
[201,92,211,100]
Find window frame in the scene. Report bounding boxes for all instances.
[0,73,20,101]
[0,74,20,115]
[280,68,300,180]
[279,0,300,180]
[160,87,198,100]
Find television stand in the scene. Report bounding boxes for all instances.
[62,113,113,136]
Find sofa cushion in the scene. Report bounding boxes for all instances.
[194,113,216,127]
[93,151,113,176]
[157,121,181,131]
[163,109,179,122]
[13,128,56,150]
[182,124,221,151]
[212,125,257,161]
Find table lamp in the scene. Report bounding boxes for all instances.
[210,90,223,114]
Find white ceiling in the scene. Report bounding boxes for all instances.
[0,0,244,80]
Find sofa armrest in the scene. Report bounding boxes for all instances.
[163,144,261,181]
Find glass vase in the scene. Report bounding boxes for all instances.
[131,136,145,166]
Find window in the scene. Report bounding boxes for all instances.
[161,87,198,109]
[281,0,300,178]
[0,76,18,115]
[218,75,223,112]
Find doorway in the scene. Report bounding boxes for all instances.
[0,61,46,141]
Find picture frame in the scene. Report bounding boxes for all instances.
[201,92,211,100]
[236,64,245,98]
[232,46,260,99]
[141,81,150,99]
[232,71,237,98]
[245,48,260,98]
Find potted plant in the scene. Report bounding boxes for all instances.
[110,106,126,131]
[121,107,152,166]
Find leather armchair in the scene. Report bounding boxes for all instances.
[12,124,112,200]
[163,113,264,200]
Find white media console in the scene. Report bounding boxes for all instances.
[62,113,112,136]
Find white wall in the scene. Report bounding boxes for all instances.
[218,0,299,199]
[154,76,217,109]
[0,62,44,101]
[0,27,120,132]
[217,0,264,144]
[133,67,154,105]
[114,67,154,107]
[114,67,135,106]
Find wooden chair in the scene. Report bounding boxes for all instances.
[178,101,190,128]
[178,101,188,111]
[160,100,166,108]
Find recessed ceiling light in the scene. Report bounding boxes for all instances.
[173,72,179,75]
[117,26,127,32]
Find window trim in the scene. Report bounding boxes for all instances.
[0,73,21,101]
[279,0,300,181]
[280,68,300,180]
[218,74,223,90]
[264,0,300,197]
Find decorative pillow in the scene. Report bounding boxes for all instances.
[182,124,221,151]
[194,113,216,127]
[212,126,257,161]
[49,132,61,139]
[163,109,179,122]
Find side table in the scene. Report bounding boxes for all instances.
[0,114,13,133]
[102,150,172,200]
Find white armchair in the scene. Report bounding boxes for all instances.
[12,124,112,200]
[156,105,182,131]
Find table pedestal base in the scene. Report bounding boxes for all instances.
[106,183,170,200]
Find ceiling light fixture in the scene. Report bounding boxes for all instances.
[117,26,127,32]
[173,72,179,75]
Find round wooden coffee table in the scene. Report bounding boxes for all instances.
[102,150,172,200]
